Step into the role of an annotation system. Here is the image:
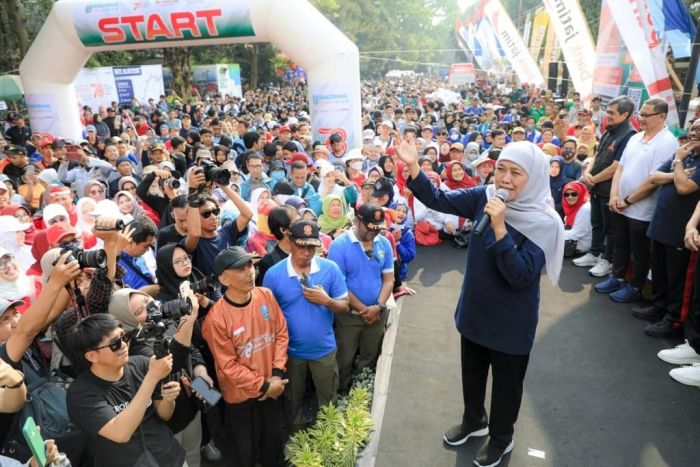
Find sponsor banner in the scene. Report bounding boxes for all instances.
[542,0,596,100]
[481,0,545,87]
[75,0,255,47]
[192,64,242,98]
[607,0,678,125]
[309,82,359,153]
[25,93,60,136]
[529,11,549,61]
[74,65,164,108]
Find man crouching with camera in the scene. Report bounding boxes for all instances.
[62,313,186,466]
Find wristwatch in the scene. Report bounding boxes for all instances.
[376,303,389,314]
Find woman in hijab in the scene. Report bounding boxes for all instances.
[378,155,396,181]
[0,246,42,312]
[317,194,351,238]
[443,161,477,191]
[156,243,216,306]
[246,199,278,256]
[396,138,564,466]
[464,142,481,172]
[114,190,145,220]
[561,181,592,256]
[0,216,34,271]
[549,156,569,219]
[83,180,107,203]
[2,204,36,244]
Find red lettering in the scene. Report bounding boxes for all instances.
[197,9,222,36]
[98,17,125,43]
[171,12,199,38]
[121,15,145,41]
[146,14,173,40]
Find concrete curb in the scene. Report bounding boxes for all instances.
[356,296,405,467]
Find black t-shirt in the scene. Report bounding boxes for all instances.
[66,356,184,467]
[256,244,288,286]
[0,343,21,448]
[157,224,186,249]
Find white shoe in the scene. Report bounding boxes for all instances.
[658,341,700,365]
[588,259,612,277]
[573,252,600,267]
[669,363,700,387]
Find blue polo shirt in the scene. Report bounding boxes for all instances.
[327,229,394,308]
[263,256,348,360]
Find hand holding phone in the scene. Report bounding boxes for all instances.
[22,417,46,467]
[190,376,222,408]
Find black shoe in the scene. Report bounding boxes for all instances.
[443,423,489,446]
[474,439,514,467]
[632,304,666,322]
[644,319,683,338]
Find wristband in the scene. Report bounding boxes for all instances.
[623,196,632,205]
[672,159,683,166]
[187,195,201,208]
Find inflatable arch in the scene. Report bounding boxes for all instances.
[19,0,361,149]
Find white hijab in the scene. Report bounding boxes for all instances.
[486,141,565,285]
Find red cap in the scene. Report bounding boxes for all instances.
[288,152,312,166]
[279,125,291,133]
[385,146,396,156]
[47,224,78,246]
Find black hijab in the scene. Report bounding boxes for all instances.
[155,243,207,302]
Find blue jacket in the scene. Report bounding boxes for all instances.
[408,171,545,355]
[395,225,416,280]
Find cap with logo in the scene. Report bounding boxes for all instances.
[371,177,393,198]
[290,220,322,247]
[356,203,387,231]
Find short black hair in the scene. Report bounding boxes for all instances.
[170,194,187,210]
[246,151,262,163]
[268,206,295,240]
[130,216,158,243]
[243,131,261,149]
[62,314,122,370]
[263,143,278,158]
[282,142,297,153]
[199,128,212,136]
[290,161,307,171]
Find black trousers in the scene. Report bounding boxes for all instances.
[460,337,530,447]
[685,252,700,353]
[610,213,651,289]
[651,241,693,322]
[223,398,285,467]
[589,194,614,260]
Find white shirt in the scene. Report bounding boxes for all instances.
[564,201,592,252]
[618,127,678,221]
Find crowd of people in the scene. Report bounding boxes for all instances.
[0,72,699,467]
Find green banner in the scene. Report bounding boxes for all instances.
[75,0,255,47]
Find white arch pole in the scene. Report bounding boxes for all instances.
[19,0,361,150]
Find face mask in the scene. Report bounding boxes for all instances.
[349,161,363,171]
[466,152,479,162]
[562,148,574,160]
[271,170,286,181]
[526,124,534,131]
[576,153,587,162]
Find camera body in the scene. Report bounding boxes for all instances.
[190,275,216,295]
[159,177,181,190]
[60,244,107,269]
[199,159,231,186]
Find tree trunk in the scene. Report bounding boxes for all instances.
[163,47,191,100]
[250,44,259,90]
[5,0,29,57]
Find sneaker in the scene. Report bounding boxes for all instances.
[443,423,489,446]
[658,341,700,365]
[594,276,624,294]
[201,440,222,463]
[609,284,640,303]
[644,319,683,338]
[474,439,514,467]
[632,303,666,322]
[669,363,700,387]
[573,252,600,267]
[588,258,612,277]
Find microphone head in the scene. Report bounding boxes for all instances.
[495,188,510,202]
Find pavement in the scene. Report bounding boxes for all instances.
[374,243,700,467]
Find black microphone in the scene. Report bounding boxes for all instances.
[474,188,510,236]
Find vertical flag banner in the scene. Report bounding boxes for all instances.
[607,0,679,125]
[456,4,505,74]
[522,11,534,48]
[529,11,550,63]
[480,0,546,87]
[593,0,648,108]
[542,0,596,100]
[542,15,560,77]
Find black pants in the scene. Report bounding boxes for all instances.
[589,194,613,260]
[685,252,700,353]
[460,337,530,447]
[651,241,693,323]
[223,398,285,467]
[610,213,651,289]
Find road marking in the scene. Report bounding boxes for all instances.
[527,448,546,459]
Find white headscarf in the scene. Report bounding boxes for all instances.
[486,141,565,285]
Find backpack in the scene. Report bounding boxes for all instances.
[0,348,86,464]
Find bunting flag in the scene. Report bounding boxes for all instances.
[648,0,697,59]
[607,0,679,125]
[542,0,597,100]
[480,0,546,87]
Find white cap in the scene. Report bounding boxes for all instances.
[344,148,364,162]
[42,204,70,223]
[0,215,31,234]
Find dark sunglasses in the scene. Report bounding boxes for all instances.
[564,192,579,198]
[92,332,131,352]
[201,208,221,219]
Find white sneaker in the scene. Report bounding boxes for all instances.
[658,341,700,365]
[588,259,612,277]
[573,252,600,267]
[669,363,700,387]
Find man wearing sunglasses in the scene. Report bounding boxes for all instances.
[64,314,185,467]
[184,181,253,279]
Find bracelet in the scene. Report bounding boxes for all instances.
[672,159,683,166]
[1,370,24,389]
[623,196,632,205]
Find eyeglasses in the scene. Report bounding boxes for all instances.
[564,192,579,198]
[637,112,663,119]
[0,255,15,270]
[91,332,131,352]
[200,208,221,219]
[173,255,192,268]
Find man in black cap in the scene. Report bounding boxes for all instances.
[202,247,289,467]
[263,220,349,431]
[2,145,33,187]
[327,204,394,393]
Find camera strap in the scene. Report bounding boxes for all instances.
[120,254,155,285]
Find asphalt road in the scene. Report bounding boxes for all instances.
[375,243,700,467]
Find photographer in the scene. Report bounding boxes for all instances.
[136,166,181,227]
[64,314,185,467]
[117,216,158,295]
[107,287,211,467]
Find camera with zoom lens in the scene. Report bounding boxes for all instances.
[146,297,192,322]
[60,244,108,269]
[158,177,181,190]
[199,159,231,186]
[190,275,216,295]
